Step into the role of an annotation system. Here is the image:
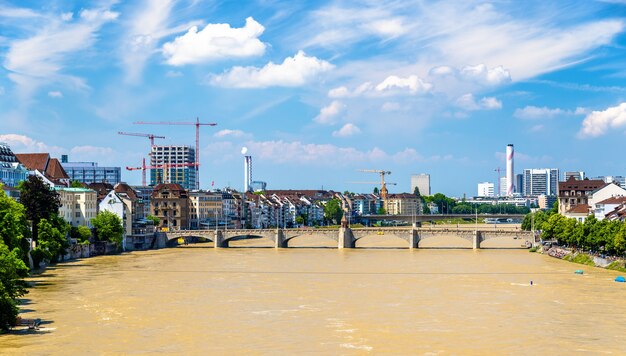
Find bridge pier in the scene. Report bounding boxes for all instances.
[214,231,227,248]
[409,229,420,249]
[338,227,355,249]
[472,231,482,249]
[275,229,287,248]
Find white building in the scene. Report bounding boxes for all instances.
[523,168,559,196]
[477,182,495,197]
[410,174,430,196]
[499,177,507,197]
[55,187,97,227]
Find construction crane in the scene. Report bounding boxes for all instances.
[126,161,198,186]
[358,169,392,207]
[117,131,165,147]
[134,118,217,190]
[118,132,166,186]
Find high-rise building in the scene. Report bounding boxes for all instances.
[499,176,507,197]
[515,174,523,194]
[523,168,559,196]
[410,174,430,196]
[150,145,197,190]
[477,182,495,197]
[0,142,29,187]
[506,144,514,196]
[61,155,121,185]
[564,171,585,181]
[596,175,626,187]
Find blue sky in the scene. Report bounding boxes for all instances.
[2,0,626,196]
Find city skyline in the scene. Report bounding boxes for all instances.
[2,1,626,196]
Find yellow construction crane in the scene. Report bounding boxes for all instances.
[357,169,392,208]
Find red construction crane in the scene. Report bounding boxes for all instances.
[126,160,198,186]
[134,118,217,189]
[117,131,165,147]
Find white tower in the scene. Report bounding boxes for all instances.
[242,147,252,192]
[506,144,514,196]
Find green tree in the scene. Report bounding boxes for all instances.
[146,214,160,225]
[33,216,69,265]
[70,180,84,188]
[70,225,92,244]
[91,211,124,246]
[373,187,379,194]
[295,215,305,226]
[0,242,29,331]
[613,223,626,256]
[413,186,421,197]
[18,175,61,243]
[0,187,30,262]
[324,199,344,224]
[377,207,387,215]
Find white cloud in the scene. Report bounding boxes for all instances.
[328,86,349,98]
[429,65,455,76]
[314,100,344,125]
[0,134,63,154]
[121,0,202,83]
[3,6,118,97]
[328,75,431,98]
[459,64,511,85]
[163,17,266,66]
[209,51,334,88]
[579,102,626,138]
[375,75,433,94]
[214,129,250,138]
[0,5,42,19]
[48,91,63,98]
[332,123,361,137]
[61,12,73,21]
[480,97,502,110]
[456,93,502,111]
[514,105,588,119]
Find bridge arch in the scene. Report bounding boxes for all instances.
[283,232,337,248]
[224,234,275,248]
[417,234,473,248]
[353,233,409,248]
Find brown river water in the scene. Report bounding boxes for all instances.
[3,236,626,355]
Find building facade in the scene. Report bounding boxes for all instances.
[523,168,559,196]
[410,174,430,196]
[564,171,585,181]
[0,143,28,187]
[150,183,190,231]
[55,187,98,227]
[557,177,605,215]
[386,193,420,215]
[477,182,495,197]
[61,155,121,185]
[188,190,223,229]
[150,145,197,190]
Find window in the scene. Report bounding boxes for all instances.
[75,212,81,217]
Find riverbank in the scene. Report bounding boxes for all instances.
[542,246,626,272]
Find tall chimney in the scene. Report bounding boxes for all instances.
[244,155,252,192]
[506,144,514,196]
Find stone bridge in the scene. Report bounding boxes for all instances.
[164,227,535,249]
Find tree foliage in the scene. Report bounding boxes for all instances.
[17,175,61,242]
[0,188,30,263]
[527,208,626,255]
[0,242,29,331]
[91,211,124,246]
[70,225,92,244]
[146,214,160,225]
[324,199,344,224]
[33,216,69,266]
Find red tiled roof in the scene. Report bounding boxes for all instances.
[15,153,50,172]
[114,182,138,200]
[151,183,187,198]
[566,204,591,214]
[46,158,69,180]
[597,196,626,205]
[559,176,606,192]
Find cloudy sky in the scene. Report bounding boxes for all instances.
[1,0,626,196]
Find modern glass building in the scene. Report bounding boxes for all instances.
[149,145,197,190]
[523,168,559,197]
[61,155,121,185]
